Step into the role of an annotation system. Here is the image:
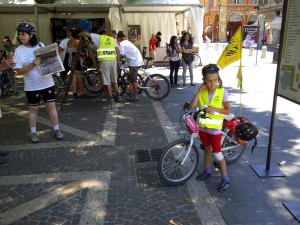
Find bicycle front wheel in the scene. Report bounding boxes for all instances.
[84,70,103,98]
[144,74,170,101]
[192,54,201,68]
[52,74,61,98]
[163,56,171,69]
[158,139,199,186]
[222,131,247,164]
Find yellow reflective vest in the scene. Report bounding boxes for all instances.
[198,88,224,130]
[97,35,117,62]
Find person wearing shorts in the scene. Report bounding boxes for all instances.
[14,23,64,143]
[116,31,144,101]
[80,27,121,103]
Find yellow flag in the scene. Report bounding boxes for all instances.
[236,65,243,89]
[217,26,242,69]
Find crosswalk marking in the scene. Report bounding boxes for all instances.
[0,171,110,225]
[0,103,119,150]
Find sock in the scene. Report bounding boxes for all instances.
[205,168,211,173]
[30,127,37,133]
[53,125,59,131]
[222,175,229,181]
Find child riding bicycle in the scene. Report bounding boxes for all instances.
[189,63,231,192]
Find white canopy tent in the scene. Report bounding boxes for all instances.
[0,0,203,53]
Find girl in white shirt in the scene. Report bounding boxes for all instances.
[14,23,63,143]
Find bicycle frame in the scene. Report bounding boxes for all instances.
[119,63,159,91]
[180,110,246,163]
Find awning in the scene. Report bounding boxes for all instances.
[204,26,212,33]
[270,16,282,30]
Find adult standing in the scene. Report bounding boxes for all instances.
[116,31,144,101]
[80,26,121,103]
[149,33,156,68]
[66,29,85,99]
[180,32,195,86]
[167,35,181,87]
[155,31,162,48]
[262,33,268,45]
[2,35,14,61]
[13,23,63,143]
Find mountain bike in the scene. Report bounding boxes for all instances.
[117,56,170,101]
[0,69,16,97]
[157,103,251,186]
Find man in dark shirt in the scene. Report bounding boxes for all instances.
[155,31,162,47]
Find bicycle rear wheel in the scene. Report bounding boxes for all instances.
[192,54,201,68]
[163,56,171,69]
[144,74,170,101]
[158,139,199,186]
[52,74,61,98]
[4,70,16,96]
[222,130,247,164]
[84,69,103,98]
[117,69,128,96]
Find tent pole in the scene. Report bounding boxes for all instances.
[34,5,40,40]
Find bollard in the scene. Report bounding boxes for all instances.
[249,47,254,56]
[215,43,219,51]
[222,44,226,50]
[261,46,267,58]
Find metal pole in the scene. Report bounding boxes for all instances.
[34,5,40,40]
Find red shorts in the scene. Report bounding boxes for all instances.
[199,130,222,153]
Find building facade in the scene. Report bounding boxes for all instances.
[256,0,283,46]
[200,0,258,43]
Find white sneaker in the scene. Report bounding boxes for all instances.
[54,129,64,140]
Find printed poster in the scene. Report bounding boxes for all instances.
[128,25,141,51]
[242,25,259,48]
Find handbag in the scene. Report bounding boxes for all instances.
[182,53,194,64]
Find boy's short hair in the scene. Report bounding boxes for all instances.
[117,31,126,38]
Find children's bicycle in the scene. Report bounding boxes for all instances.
[157,103,255,186]
[117,56,170,101]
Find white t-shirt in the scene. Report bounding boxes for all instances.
[14,44,54,91]
[119,40,144,67]
[59,37,69,60]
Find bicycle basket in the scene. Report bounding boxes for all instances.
[182,113,199,134]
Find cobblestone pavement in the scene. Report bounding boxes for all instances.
[0,84,203,225]
[1,45,300,225]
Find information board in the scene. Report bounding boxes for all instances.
[277,0,300,104]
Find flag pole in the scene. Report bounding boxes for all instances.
[239,22,243,117]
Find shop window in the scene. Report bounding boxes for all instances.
[231,0,244,3]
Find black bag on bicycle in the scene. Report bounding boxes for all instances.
[182,53,194,64]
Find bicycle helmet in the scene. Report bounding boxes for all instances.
[17,23,36,35]
[97,26,107,35]
[235,122,258,141]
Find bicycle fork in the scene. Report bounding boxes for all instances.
[180,134,197,165]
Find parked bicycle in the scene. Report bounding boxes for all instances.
[163,43,201,69]
[157,103,257,186]
[53,69,102,98]
[53,45,103,99]
[117,56,170,101]
[0,69,16,97]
